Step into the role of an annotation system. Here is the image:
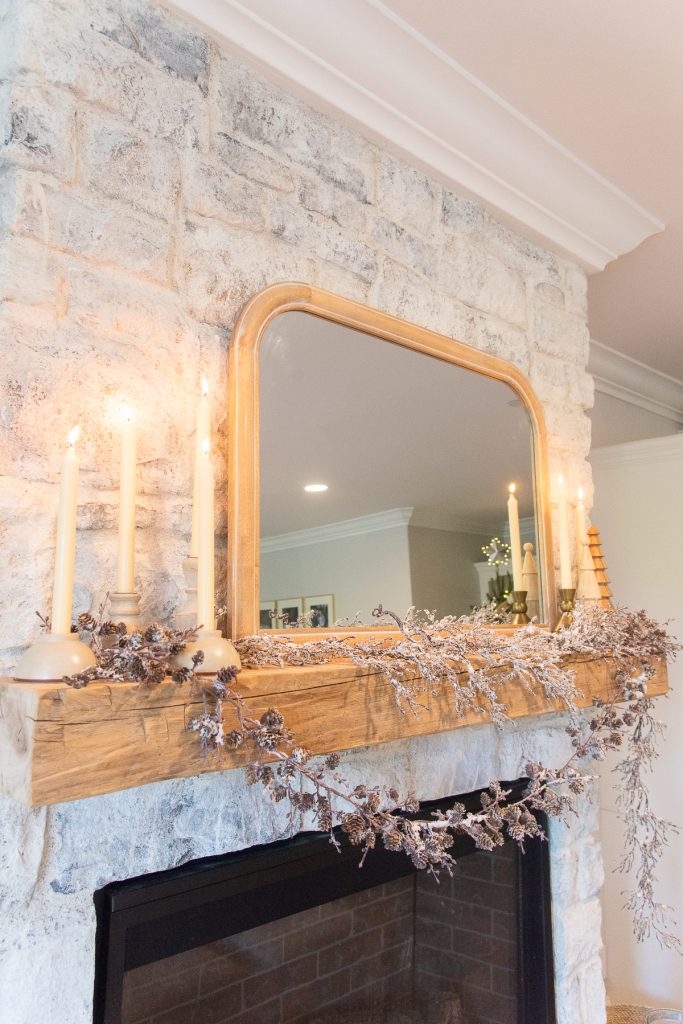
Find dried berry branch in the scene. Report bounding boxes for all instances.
[62,600,679,949]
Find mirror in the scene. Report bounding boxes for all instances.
[227,285,554,637]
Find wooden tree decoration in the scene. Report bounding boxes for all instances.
[587,524,613,608]
[522,542,540,620]
[576,538,601,603]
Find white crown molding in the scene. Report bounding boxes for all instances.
[589,339,683,423]
[168,0,663,271]
[261,507,413,553]
[409,508,502,536]
[590,432,683,469]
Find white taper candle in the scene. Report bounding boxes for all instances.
[51,426,80,635]
[196,437,215,631]
[507,483,524,591]
[116,404,137,593]
[557,475,572,589]
[190,379,210,559]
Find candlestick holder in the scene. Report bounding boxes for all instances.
[510,590,529,625]
[172,629,241,675]
[14,632,97,682]
[108,591,142,633]
[553,588,576,631]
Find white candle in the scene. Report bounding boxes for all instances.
[575,486,586,575]
[51,426,80,635]
[557,475,572,589]
[190,379,210,559]
[507,483,524,591]
[116,404,137,593]
[196,437,215,631]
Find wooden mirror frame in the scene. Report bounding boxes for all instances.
[227,283,556,639]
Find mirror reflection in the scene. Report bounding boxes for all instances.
[259,312,540,628]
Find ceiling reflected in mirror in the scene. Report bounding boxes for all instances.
[259,312,539,629]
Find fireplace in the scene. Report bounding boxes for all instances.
[94,783,555,1024]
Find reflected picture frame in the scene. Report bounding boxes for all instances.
[303,595,335,629]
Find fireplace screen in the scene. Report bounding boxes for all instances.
[94,785,555,1024]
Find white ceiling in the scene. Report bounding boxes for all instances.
[172,0,683,386]
[382,0,683,380]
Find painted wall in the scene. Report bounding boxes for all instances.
[408,525,490,617]
[592,434,683,1009]
[260,525,413,624]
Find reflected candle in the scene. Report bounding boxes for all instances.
[507,483,524,591]
[557,475,572,589]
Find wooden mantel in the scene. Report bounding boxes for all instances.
[0,656,668,806]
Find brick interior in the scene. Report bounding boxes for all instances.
[122,845,517,1024]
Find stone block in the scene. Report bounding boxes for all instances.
[183,152,265,230]
[532,301,590,364]
[564,262,589,318]
[213,133,295,193]
[577,838,605,901]
[373,256,478,344]
[177,216,314,325]
[553,898,603,971]
[370,214,434,277]
[377,151,438,236]
[89,0,209,93]
[297,176,367,233]
[214,55,373,203]
[440,187,487,237]
[267,196,377,283]
[0,235,61,310]
[0,77,76,180]
[79,108,180,221]
[6,0,208,147]
[9,170,171,283]
[475,315,530,374]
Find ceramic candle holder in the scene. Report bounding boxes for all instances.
[172,629,241,675]
[108,591,142,633]
[14,632,97,682]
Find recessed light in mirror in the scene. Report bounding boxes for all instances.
[304,483,328,493]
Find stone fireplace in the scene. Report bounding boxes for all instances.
[0,0,606,1021]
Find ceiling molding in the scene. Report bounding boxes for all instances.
[168,0,663,271]
[589,339,683,424]
[261,507,414,553]
[591,432,683,468]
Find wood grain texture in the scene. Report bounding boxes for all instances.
[227,283,558,638]
[0,656,668,806]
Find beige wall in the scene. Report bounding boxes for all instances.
[408,525,490,618]
[592,434,683,1008]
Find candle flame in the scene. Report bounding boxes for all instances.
[201,378,209,398]
[508,482,516,495]
[122,402,132,423]
[558,474,564,488]
[202,437,210,456]
[578,486,584,502]
[67,425,80,447]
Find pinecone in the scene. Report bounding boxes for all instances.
[383,828,403,851]
[77,612,97,632]
[260,709,284,731]
[217,665,238,685]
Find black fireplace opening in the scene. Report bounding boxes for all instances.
[94,781,556,1024]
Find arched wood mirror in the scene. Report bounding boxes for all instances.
[227,284,555,638]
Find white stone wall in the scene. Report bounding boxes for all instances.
[0,1,602,1022]
[0,715,603,1024]
[0,0,593,671]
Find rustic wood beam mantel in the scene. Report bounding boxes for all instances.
[0,656,668,806]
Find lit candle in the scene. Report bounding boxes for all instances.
[190,379,210,559]
[51,426,81,635]
[196,437,215,631]
[575,486,586,575]
[116,403,137,593]
[507,483,524,591]
[557,475,572,589]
